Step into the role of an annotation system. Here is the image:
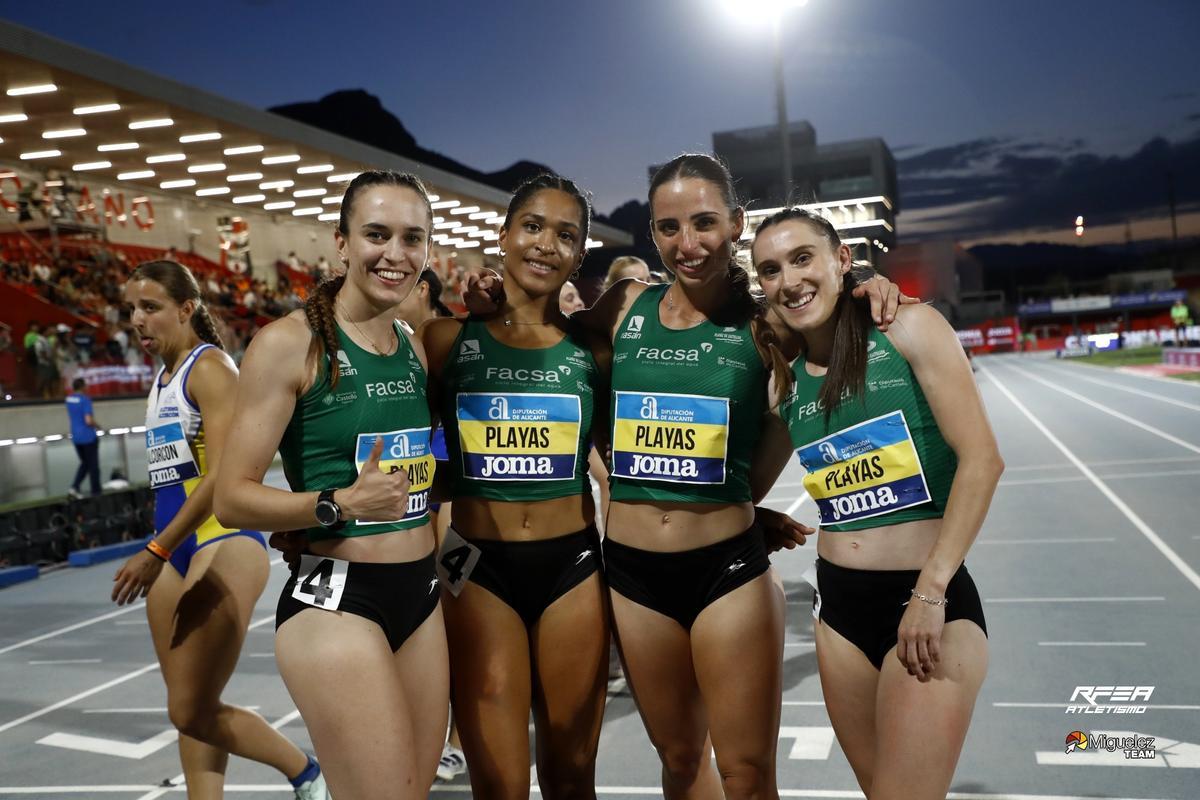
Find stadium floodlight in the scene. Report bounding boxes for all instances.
[484,247,501,255]
[228,172,264,182]
[260,180,295,190]
[327,172,361,182]
[293,207,323,216]
[297,164,334,174]
[224,144,264,155]
[458,241,481,248]
[431,200,460,210]
[321,196,342,205]
[180,132,221,143]
[7,84,56,96]
[160,179,196,189]
[196,187,230,196]
[98,142,138,151]
[74,103,120,115]
[294,188,326,197]
[146,153,186,164]
[318,212,339,222]
[264,200,296,210]
[73,161,110,171]
[469,211,495,220]
[262,154,301,165]
[42,128,86,139]
[129,118,174,129]
[20,150,60,160]
[188,163,226,173]
[450,206,480,216]
[0,113,28,123]
[233,194,266,204]
[117,170,155,180]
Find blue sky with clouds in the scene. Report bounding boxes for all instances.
[6,0,1199,242]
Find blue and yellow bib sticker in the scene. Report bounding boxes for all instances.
[354,428,435,525]
[146,421,200,489]
[794,410,931,525]
[611,391,729,484]
[456,393,581,481]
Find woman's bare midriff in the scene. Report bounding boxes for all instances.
[816,516,943,571]
[308,523,437,563]
[449,494,595,541]
[605,500,755,552]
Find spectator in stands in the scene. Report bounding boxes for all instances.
[72,323,96,364]
[65,377,101,498]
[1172,298,1193,346]
[315,254,331,279]
[602,255,650,291]
[31,324,57,398]
[287,251,302,272]
[103,468,131,491]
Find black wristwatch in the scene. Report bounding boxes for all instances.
[315,489,345,529]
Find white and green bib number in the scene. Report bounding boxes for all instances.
[436,527,482,597]
[291,554,349,610]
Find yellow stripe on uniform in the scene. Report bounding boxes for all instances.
[803,439,924,501]
[612,419,729,459]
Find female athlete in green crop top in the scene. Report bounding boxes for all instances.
[215,171,448,799]
[753,208,1003,800]
[421,175,611,800]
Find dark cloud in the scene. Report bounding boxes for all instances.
[897,133,1200,240]
[1163,91,1197,101]
[1187,112,1200,122]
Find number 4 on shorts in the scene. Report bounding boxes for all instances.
[291,554,349,610]
[436,528,481,597]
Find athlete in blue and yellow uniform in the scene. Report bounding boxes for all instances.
[754,208,1000,800]
[111,260,328,800]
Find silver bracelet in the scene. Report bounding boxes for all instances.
[911,589,948,607]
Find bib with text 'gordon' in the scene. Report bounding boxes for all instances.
[456,392,581,481]
[795,410,931,526]
[611,391,729,484]
[146,420,200,489]
[354,428,435,525]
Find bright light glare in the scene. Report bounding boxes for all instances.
[719,0,808,25]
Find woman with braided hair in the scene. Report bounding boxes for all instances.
[215,170,448,800]
[111,260,328,799]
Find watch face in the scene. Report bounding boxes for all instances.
[315,501,338,526]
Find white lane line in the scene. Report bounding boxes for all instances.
[0,663,159,735]
[785,492,810,516]
[115,620,146,626]
[1040,363,1200,411]
[0,558,282,658]
[995,702,1200,711]
[82,706,261,714]
[0,603,145,656]
[131,708,302,800]
[782,700,827,706]
[977,537,1116,545]
[981,364,1200,593]
[1067,356,1200,390]
[986,596,1163,603]
[1001,455,1200,473]
[1038,641,1146,647]
[1004,363,1200,455]
[0,615,272,737]
[26,658,103,665]
[1000,468,1200,487]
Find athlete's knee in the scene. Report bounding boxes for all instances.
[537,748,597,800]
[166,692,220,740]
[657,743,709,788]
[716,753,774,800]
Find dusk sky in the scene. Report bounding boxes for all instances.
[6,0,1199,244]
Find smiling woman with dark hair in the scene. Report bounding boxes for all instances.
[421,173,613,800]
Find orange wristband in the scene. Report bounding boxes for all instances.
[145,539,172,561]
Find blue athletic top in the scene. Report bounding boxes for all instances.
[65,392,97,445]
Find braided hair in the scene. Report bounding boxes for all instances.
[129,260,224,349]
[303,170,433,388]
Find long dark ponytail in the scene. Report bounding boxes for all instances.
[129,260,224,350]
[304,170,433,388]
[753,208,872,422]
